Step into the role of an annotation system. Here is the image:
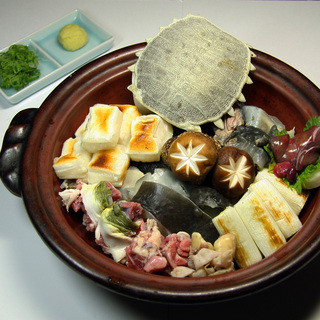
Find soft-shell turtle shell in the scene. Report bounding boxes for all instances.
[128,15,255,132]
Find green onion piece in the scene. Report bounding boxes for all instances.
[0,44,40,91]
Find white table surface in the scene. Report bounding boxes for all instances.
[1,1,320,319]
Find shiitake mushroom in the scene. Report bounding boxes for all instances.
[162,132,219,185]
[212,146,255,199]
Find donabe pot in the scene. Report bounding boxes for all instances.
[1,43,320,303]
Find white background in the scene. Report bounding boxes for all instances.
[1,1,320,319]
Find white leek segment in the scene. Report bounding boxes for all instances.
[234,191,286,257]
[249,179,302,238]
[254,169,308,215]
[213,206,262,268]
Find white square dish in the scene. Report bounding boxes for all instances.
[0,9,114,104]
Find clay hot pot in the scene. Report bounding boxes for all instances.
[1,43,320,303]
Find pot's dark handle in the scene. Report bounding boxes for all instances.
[0,108,38,197]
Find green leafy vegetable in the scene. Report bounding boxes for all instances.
[264,128,288,172]
[101,203,138,236]
[94,181,113,209]
[0,44,40,91]
[290,158,320,194]
[304,116,320,131]
[264,144,276,171]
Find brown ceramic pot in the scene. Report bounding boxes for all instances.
[1,43,320,303]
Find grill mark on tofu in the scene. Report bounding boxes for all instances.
[129,119,158,152]
[129,133,157,152]
[90,150,117,171]
[54,154,77,165]
[63,139,76,154]
[135,119,157,133]
[95,108,114,134]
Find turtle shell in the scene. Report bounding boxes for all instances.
[128,15,254,132]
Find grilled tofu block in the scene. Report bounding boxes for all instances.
[234,191,286,257]
[87,145,130,187]
[75,115,89,138]
[213,206,263,268]
[127,114,173,162]
[249,179,302,238]
[53,138,91,179]
[81,104,123,153]
[254,169,308,215]
[111,104,141,146]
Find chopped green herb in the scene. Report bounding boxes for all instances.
[0,44,40,91]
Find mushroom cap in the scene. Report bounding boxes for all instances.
[164,132,218,185]
[212,146,255,199]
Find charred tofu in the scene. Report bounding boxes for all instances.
[127,115,173,162]
[87,145,130,186]
[53,137,91,179]
[81,104,123,153]
[112,104,141,146]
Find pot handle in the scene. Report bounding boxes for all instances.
[0,108,38,197]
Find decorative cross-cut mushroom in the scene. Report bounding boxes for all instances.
[163,132,218,184]
[212,146,255,199]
